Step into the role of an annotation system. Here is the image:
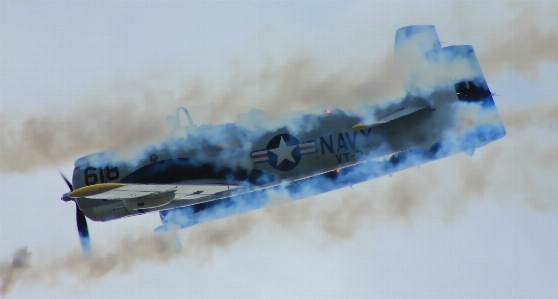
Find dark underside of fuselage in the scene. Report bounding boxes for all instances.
[158,139,450,230]
[120,158,274,186]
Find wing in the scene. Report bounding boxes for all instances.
[68,183,242,210]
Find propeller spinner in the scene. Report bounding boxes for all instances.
[60,172,92,257]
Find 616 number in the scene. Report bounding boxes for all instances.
[84,166,119,186]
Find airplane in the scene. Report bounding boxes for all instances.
[59,25,507,254]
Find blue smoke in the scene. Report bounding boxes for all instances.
[73,25,507,231]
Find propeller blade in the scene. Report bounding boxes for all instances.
[76,203,92,257]
[59,172,73,191]
[59,171,91,257]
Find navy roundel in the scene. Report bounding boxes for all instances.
[266,134,301,171]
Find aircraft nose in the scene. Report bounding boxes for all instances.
[61,192,73,202]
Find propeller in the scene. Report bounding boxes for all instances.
[59,172,92,257]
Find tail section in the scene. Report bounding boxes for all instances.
[394,25,506,154]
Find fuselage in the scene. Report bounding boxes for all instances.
[71,83,505,224]
[67,25,508,228]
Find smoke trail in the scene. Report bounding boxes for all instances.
[0,54,402,174]
[0,248,30,296]
[1,103,557,296]
[3,5,558,175]
[0,119,556,297]
[2,1,558,174]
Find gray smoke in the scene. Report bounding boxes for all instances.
[0,248,31,296]
[0,54,402,174]
[2,2,558,174]
[479,5,558,77]
[1,106,557,295]
[3,1,558,174]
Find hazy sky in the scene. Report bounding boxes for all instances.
[1,1,558,299]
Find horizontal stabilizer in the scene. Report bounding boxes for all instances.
[353,106,429,129]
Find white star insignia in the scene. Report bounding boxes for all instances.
[269,137,297,167]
